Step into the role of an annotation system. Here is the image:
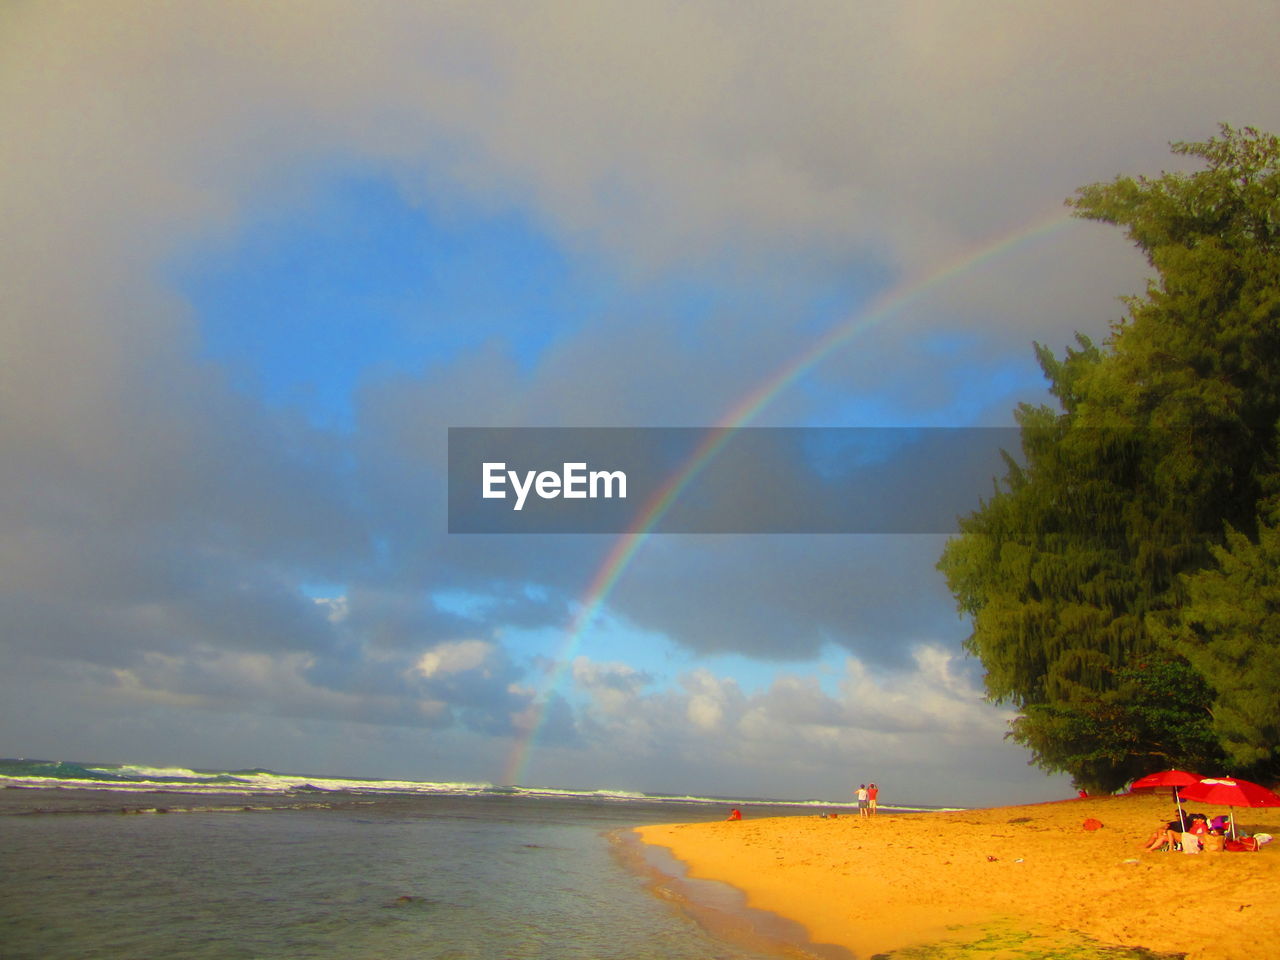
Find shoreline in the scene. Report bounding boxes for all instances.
[611,827,856,960]
[637,793,1280,960]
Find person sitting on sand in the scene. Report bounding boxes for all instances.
[1141,819,1183,851]
[726,808,742,821]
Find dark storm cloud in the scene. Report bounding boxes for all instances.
[604,535,960,666]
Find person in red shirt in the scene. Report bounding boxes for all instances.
[725,808,742,821]
[867,783,879,816]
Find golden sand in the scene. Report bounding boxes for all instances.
[637,792,1280,960]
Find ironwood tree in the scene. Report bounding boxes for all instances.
[939,125,1280,792]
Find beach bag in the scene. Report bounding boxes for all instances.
[1225,837,1259,852]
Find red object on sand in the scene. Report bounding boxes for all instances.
[1082,818,1103,831]
[1177,777,1280,808]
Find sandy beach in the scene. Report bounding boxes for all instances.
[638,793,1280,960]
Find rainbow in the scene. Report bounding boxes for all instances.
[501,207,1077,786]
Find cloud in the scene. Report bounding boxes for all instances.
[550,645,1036,804]
[412,639,495,679]
[313,596,349,623]
[10,2,1277,277]
[102,647,440,728]
[602,535,962,665]
[571,657,651,714]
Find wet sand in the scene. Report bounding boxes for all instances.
[638,793,1280,960]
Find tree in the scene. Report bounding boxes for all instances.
[939,126,1280,792]
[1158,519,1280,778]
[1011,658,1222,790]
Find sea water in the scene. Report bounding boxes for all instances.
[0,761,878,959]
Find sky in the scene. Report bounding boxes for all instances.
[3,1,1278,809]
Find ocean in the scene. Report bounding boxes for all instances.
[0,759,929,959]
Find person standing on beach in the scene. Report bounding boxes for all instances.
[867,783,878,817]
[856,784,869,818]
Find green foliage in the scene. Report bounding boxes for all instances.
[1158,520,1280,778]
[1012,659,1222,794]
[939,126,1280,788]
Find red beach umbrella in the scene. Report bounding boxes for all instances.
[1177,777,1280,839]
[1130,770,1204,790]
[1129,770,1204,830]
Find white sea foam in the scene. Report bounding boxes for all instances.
[0,758,962,810]
[91,764,212,780]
